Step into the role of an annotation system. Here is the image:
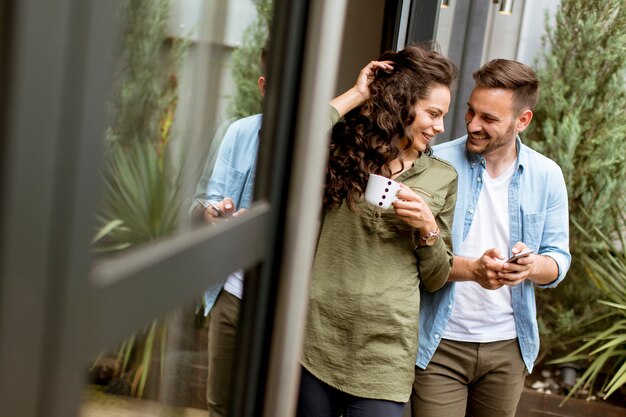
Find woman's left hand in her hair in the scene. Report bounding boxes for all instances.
[353,60,394,100]
[392,183,438,232]
[330,60,393,117]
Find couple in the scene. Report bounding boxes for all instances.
[197,44,570,417]
[296,46,571,417]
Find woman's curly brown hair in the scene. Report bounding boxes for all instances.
[324,45,458,211]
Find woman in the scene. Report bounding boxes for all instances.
[297,46,459,416]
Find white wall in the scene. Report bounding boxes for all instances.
[436,1,456,57]
[482,0,524,63]
[514,0,560,66]
[436,0,561,68]
[483,0,561,66]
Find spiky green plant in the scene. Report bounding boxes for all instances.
[525,0,626,363]
[93,138,186,252]
[549,214,626,401]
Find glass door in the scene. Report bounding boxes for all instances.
[0,0,347,416]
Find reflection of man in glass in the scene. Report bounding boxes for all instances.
[191,45,267,417]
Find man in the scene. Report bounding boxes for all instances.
[412,59,571,417]
[191,45,267,417]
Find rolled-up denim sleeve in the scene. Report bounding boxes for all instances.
[190,118,235,214]
[537,166,571,288]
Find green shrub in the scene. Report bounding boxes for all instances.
[525,0,626,363]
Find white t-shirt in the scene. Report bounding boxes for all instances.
[223,270,244,299]
[443,161,518,343]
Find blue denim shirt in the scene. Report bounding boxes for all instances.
[196,114,262,313]
[195,114,262,211]
[417,136,571,373]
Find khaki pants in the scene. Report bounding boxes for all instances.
[411,338,526,417]
[206,290,241,417]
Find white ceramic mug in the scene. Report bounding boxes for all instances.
[364,174,401,209]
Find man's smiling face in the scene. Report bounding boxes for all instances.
[464,86,519,157]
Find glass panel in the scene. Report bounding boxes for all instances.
[92,0,272,256]
[83,0,274,414]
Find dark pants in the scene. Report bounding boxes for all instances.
[206,290,240,417]
[411,338,527,417]
[297,367,407,417]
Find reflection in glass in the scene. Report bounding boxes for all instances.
[92,0,190,254]
[188,12,271,228]
[92,0,272,255]
[190,5,271,415]
[85,0,273,415]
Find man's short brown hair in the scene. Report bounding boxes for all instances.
[473,59,539,115]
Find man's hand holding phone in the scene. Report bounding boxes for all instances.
[196,198,235,224]
[498,246,534,287]
[505,248,534,264]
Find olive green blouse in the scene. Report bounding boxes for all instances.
[301,147,458,402]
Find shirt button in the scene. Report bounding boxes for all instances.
[435,334,440,339]
[469,209,474,214]
[477,177,482,182]
[448,304,452,310]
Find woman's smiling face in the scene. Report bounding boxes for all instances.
[408,84,451,153]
